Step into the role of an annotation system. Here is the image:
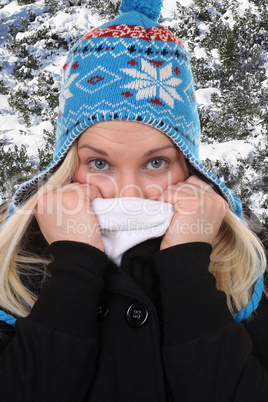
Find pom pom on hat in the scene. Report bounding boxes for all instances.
[119,0,163,22]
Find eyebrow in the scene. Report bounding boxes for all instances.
[78,145,108,156]
[78,144,175,157]
[143,145,175,156]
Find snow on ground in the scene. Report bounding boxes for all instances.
[0,0,46,44]
[0,93,51,159]
[199,140,255,166]
[0,94,26,146]
[46,7,103,39]
[175,0,195,8]
[194,47,208,59]
[196,87,221,109]
[162,0,179,16]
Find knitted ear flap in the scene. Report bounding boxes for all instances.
[119,0,163,22]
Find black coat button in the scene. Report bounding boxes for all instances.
[97,298,109,321]
[126,302,148,327]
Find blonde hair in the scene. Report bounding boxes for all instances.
[0,141,266,318]
[0,143,79,317]
[211,211,266,313]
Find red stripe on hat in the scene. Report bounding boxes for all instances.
[79,25,185,47]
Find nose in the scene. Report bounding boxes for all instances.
[117,173,144,198]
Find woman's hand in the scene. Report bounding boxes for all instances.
[35,183,104,251]
[159,176,228,250]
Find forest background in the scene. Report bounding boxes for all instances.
[0,0,267,221]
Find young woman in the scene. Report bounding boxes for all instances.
[0,0,267,400]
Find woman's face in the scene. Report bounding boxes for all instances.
[74,121,187,200]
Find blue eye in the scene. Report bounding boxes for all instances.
[88,159,109,170]
[146,158,169,170]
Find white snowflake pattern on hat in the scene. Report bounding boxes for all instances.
[120,59,183,108]
[59,59,79,114]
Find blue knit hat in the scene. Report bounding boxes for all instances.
[7,0,242,219]
[0,0,264,325]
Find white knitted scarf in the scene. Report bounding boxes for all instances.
[91,197,174,266]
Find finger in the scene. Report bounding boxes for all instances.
[163,182,203,198]
[158,188,199,204]
[183,178,229,215]
[80,184,102,202]
[166,180,209,198]
[57,183,102,204]
[184,175,215,193]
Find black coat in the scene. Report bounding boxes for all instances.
[0,236,268,401]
